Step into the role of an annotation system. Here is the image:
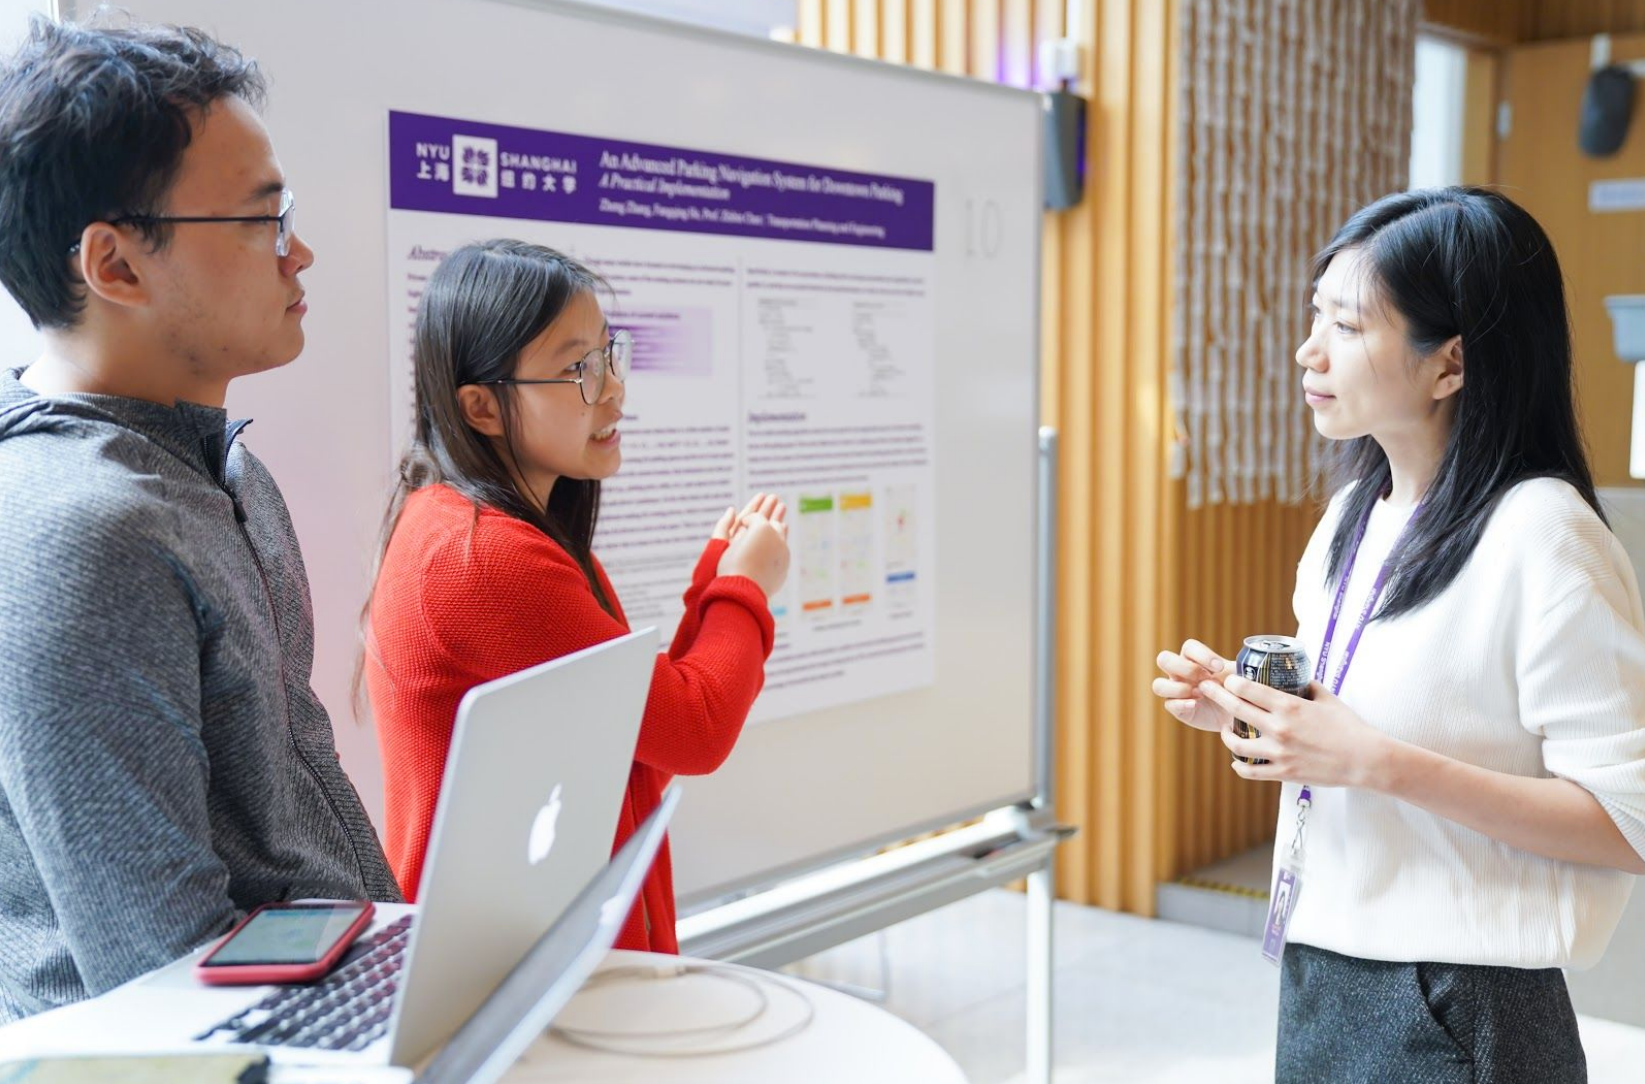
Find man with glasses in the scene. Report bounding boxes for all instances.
[0,17,399,1020]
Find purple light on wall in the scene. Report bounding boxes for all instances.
[613,307,713,379]
[1000,40,1033,89]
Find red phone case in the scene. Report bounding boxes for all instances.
[195,900,376,986]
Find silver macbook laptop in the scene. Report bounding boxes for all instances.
[0,628,658,1070]
[415,784,680,1084]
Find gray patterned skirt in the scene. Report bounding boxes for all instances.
[1278,942,1586,1083]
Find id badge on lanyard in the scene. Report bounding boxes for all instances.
[1260,493,1417,966]
[1261,786,1310,964]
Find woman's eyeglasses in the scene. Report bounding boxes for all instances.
[482,328,633,405]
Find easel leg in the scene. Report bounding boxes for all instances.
[1026,862,1053,1084]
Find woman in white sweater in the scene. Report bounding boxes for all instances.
[1153,187,1645,1082]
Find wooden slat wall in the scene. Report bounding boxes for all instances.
[797,0,1315,913]
[1173,503,1315,873]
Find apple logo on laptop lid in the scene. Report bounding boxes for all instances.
[528,784,564,866]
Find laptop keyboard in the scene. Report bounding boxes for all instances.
[193,914,415,1052]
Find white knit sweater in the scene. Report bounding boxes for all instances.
[1276,478,1645,969]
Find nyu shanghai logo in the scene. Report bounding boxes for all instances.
[404,118,581,204]
[452,134,498,199]
[412,134,500,199]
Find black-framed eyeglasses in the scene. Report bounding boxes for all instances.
[69,189,297,257]
[482,329,633,406]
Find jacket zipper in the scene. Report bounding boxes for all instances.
[212,433,376,892]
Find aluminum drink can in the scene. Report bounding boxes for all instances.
[1231,635,1312,764]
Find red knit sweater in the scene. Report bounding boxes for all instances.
[365,484,774,953]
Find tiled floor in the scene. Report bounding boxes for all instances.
[785,888,1645,1083]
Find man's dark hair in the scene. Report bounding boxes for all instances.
[0,15,266,329]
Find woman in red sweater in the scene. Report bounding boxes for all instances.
[364,239,789,953]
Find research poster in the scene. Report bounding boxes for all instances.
[386,111,937,723]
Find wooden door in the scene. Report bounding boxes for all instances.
[1498,33,1645,486]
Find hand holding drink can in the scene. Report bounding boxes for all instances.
[1232,636,1312,764]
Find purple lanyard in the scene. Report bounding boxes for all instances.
[1298,492,1421,806]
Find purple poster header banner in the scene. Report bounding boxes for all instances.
[388,111,934,252]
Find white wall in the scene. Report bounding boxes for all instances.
[0,0,793,831]
[0,0,48,369]
[0,0,802,844]
[1574,489,1645,1027]
[1409,34,1467,189]
[0,1,394,826]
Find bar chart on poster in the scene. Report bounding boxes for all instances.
[385,112,939,724]
[61,0,1044,903]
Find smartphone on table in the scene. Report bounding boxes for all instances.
[195,900,375,986]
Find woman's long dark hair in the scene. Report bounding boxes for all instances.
[358,240,615,702]
[1317,187,1603,622]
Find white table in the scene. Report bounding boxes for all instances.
[0,946,965,1084]
[499,950,966,1083]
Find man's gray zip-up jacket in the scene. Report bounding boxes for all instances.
[0,368,400,1021]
